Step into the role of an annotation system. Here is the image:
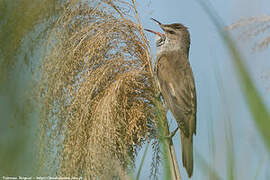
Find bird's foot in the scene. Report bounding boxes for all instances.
[164,127,179,139]
[155,91,161,99]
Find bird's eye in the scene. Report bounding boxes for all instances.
[167,30,175,34]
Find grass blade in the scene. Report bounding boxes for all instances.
[196,151,222,180]
[196,0,270,152]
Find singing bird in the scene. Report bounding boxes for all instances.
[145,18,197,178]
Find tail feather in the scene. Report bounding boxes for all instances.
[181,132,193,178]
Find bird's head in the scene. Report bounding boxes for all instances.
[145,18,190,55]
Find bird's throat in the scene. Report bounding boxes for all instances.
[156,39,182,56]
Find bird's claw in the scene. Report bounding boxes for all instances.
[164,127,179,139]
[155,91,161,99]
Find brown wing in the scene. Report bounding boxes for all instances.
[156,52,196,136]
[156,52,196,177]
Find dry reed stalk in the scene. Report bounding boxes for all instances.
[227,15,270,51]
[37,0,162,178]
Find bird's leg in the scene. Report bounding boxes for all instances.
[164,127,179,139]
[158,94,169,111]
[154,91,169,111]
[154,77,162,99]
[155,91,162,99]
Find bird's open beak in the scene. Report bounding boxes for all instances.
[144,18,165,37]
[151,18,162,26]
[144,29,164,37]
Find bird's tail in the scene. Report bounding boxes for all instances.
[180,132,193,178]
